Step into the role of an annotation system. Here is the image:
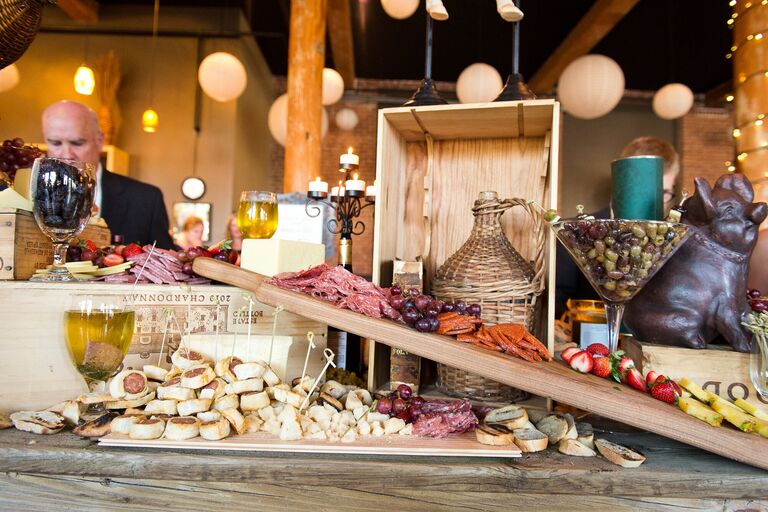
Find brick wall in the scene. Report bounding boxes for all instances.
[678,106,736,195]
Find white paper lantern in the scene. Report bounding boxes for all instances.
[381,0,419,19]
[335,108,359,131]
[0,64,20,93]
[268,93,329,146]
[198,52,247,102]
[322,68,345,106]
[456,63,503,104]
[557,54,625,120]
[653,83,694,120]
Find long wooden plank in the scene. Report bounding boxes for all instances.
[528,0,640,93]
[192,258,768,471]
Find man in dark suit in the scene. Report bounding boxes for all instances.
[42,100,174,249]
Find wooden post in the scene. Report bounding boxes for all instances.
[283,0,327,193]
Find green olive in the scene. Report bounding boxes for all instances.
[604,260,616,272]
[635,268,648,279]
[630,245,642,257]
[597,255,606,263]
[594,240,606,255]
[646,224,658,238]
[642,252,652,262]
[603,280,617,291]
[654,236,665,246]
[619,265,630,273]
[631,224,646,238]
[642,259,653,270]
[543,209,560,223]
[605,236,616,246]
[618,290,633,298]
[605,249,619,262]
[587,248,597,259]
[657,223,669,235]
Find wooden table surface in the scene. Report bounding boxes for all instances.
[0,426,765,512]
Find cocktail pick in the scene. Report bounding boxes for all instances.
[214,299,222,362]
[245,295,254,362]
[268,305,284,366]
[301,331,317,381]
[157,307,172,366]
[130,241,156,298]
[299,348,336,412]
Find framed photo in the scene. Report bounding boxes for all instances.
[173,202,211,243]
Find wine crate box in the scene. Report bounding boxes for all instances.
[0,281,327,411]
[0,208,111,280]
[623,337,768,416]
[368,100,560,393]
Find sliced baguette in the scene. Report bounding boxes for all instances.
[558,438,597,457]
[535,414,569,444]
[575,422,594,449]
[595,439,646,468]
[525,408,549,424]
[485,405,529,430]
[512,427,548,452]
[475,424,515,446]
[562,413,578,440]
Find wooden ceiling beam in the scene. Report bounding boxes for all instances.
[57,0,99,23]
[528,0,640,94]
[327,0,356,88]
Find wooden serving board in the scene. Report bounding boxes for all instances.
[192,259,768,471]
[99,431,521,458]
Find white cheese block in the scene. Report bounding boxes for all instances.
[0,188,33,211]
[240,239,325,277]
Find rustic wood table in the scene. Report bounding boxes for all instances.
[0,427,765,511]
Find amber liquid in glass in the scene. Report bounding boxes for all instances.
[64,310,135,381]
[238,200,278,239]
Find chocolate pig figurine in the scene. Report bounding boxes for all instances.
[624,174,767,352]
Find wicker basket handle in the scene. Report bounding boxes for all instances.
[500,197,547,296]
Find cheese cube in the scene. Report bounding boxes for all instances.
[357,419,371,436]
[384,417,406,435]
[241,239,325,277]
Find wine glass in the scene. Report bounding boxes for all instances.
[552,218,692,353]
[750,329,768,401]
[65,293,135,412]
[238,191,278,239]
[29,157,95,282]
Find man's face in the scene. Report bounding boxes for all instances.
[43,112,103,167]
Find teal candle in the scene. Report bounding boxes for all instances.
[611,155,664,220]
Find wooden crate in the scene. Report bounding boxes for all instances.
[368,100,560,392]
[0,282,327,412]
[624,337,768,415]
[0,208,111,280]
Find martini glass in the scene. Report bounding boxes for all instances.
[552,218,692,353]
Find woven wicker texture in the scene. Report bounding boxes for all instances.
[433,192,546,401]
[0,0,51,69]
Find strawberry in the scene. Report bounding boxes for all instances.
[645,370,661,386]
[590,356,612,378]
[626,368,647,392]
[569,350,593,373]
[103,253,125,267]
[121,243,143,259]
[113,244,126,257]
[586,343,609,357]
[654,375,683,396]
[560,346,581,363]
[80,239,97,252]
[650,378,679,404]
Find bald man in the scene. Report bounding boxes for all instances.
[42,101,174,249]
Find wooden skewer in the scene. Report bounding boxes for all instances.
[156,308,172,366]
[299,348,335,412]
[268,305,284,366]
[301,331,317,380]
[246,296,254,362]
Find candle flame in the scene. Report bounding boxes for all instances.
[347,147,353,154]
[315,177,321,182]
[353,173,358,179]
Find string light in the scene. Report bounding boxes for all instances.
[726,94,735,102]
[725,27,768,57]
[733,128,742,137]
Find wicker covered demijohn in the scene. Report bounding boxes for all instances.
[0,0,53,70]
[432,191,546,401]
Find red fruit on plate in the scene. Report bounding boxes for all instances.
[650,378,679,404]
[113,244,126,257]
[81,239,97,252]
[645,370,661,386]
[626,368,647,392]
[560,347,581,363]
[610,351,636,383]
[228,250,238,264]
[585,343,609,357]
[654,375,683,396]
[122,243,143,259]
[80,249,97,262]
[103,253,125,267]
[569,351,593,373]
[590,356,612,378]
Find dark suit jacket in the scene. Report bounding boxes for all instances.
[100,169,175,249]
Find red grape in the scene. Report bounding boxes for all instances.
[427,317,440,331]
[454,300,467,313]
[414,318,431,332]
[424,307,440,318]
[442,302,455,313]
[408,405,422,421]
[402,308,420,325]
[80,249,97,262]
[390,284,402,296]
[213,252,228,261]
[376,398,392,414]
[408,288,420,297]
[413,294,431,311]
[392,398,407,414]
[467,303,482,317]
[182,262,194,275]
[396,384,412,399]
[409,396,425,407]
[753,300,768,313]
[390,295,405,310]
[11,138,23,148]
[395,412,410,422]
[748,289,762,299]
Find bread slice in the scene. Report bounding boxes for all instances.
[575,422,594,449]
[0,412,12,430]
[526,408,549,424]
[562,413,578,440]
[11,411,66,434]
[595,439,646,468]
[535,414,569,444]
[476,424,515,446]
[558,438,597,457]
[513,428,548,452]
[485,405,529,430]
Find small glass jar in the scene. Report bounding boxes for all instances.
[567,299,608,349]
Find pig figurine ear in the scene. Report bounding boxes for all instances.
[686,177,717,223]
[715,173,754,202]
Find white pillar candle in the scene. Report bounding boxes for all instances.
[340,147,359,166]
[308,177,328,193]
[365,184,377,197]
[345,173,365,191]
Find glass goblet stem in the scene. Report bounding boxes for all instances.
[53,242,68,268]
[605,302,625,353]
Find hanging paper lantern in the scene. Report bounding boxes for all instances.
[0,64,20,93]
[335,108,359,131]
[557,54,625,120]
[456,63,503,104]
[74,65,95,96]
[653,83,694,120]
[198,52,247,102]
[322,68,345,106]
[381,0,419,19]
[268,93,329,146]
[142,108,159,133]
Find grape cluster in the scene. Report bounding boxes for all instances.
[177,244,237,275]
[0,138,43,181]
[375,384,424,423]
[747,289,768,313]
[386,284,481,333]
